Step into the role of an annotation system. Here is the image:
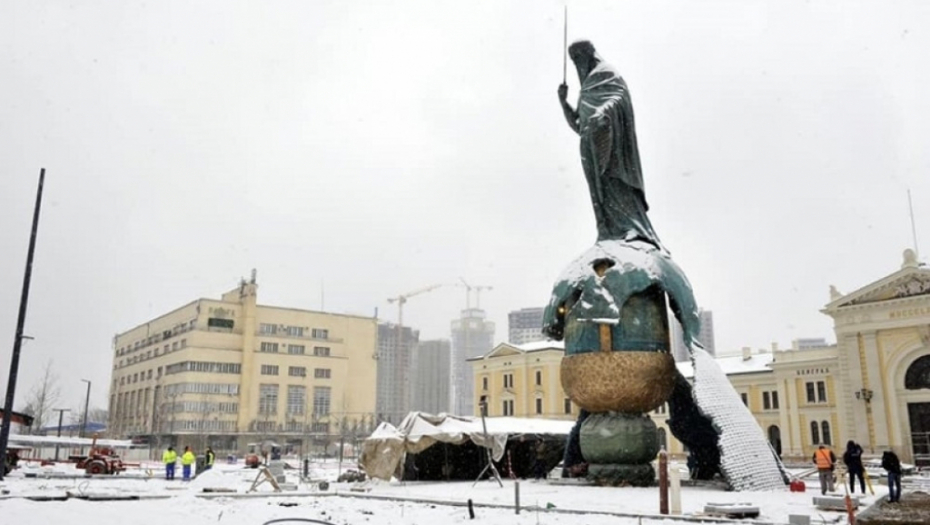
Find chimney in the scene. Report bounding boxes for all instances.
[771,342,778,352]
[742,346,752,361]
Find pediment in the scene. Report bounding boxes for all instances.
[825,265,930,311]
[482,343,524,359]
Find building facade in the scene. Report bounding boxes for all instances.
[107,276,378,454]
[468,341,577,420]
[508,307,546,346]
[409,339,452,415]
[471,251,930,465]
[376,323,419,425]
[670,309,716,362]
[451,308,495,416]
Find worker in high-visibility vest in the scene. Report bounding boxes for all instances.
[181,446,196,481]
[204,447,216,471]
[812,445,836,495]
[162,446,178,480]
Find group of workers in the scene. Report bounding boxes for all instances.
[812,441,904,502]
[162,445,216,481]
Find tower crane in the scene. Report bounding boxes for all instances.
[459,278,494,310]
[387,283,447,334]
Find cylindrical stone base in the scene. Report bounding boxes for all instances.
[580,413,659,487]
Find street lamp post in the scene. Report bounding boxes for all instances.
[53,408,70,461]
[80,379,91,439]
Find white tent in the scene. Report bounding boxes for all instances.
[359,412,573,481]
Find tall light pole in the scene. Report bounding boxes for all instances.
[53,408,70,461]
[80,379,92,439]
[0,169,46,482]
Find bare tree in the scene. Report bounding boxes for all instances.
[18,361,61,434]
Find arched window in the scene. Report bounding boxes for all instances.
[657,427,667,451]
[810,421,820,445]
[768,425,782,456]
[821,421,832,445]
[905,355,930,390]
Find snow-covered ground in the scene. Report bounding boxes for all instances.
[0,461,903,525]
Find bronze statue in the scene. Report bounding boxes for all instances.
[557,40,662,249]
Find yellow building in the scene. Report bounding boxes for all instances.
[108,274,378,454]
[471,250,930,466]
[468,341,577,420]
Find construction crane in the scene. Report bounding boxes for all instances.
[383,284,448,422]
[459,278,493,310]
[387,283,447,334]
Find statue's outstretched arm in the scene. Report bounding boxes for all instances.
[558,84,580,134]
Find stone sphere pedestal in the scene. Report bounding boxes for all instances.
[579,412,659,486]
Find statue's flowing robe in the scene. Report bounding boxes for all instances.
[577,60,662,248]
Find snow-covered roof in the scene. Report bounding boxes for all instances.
[513,340,564,352]
[677,352,775,379]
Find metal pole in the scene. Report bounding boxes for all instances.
[0,168,46,481]
[80,379,91,438]
[659,450,669,515]
[53,408,69,461]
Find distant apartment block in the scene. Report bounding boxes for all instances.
[670,309,716,362]
[376,323,420,425]
[409,339,451,415]
[451,308,495,416]
[508,307,546,345]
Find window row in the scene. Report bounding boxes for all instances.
[166,419,236,432]
[258,324,331,340]
[164,382,240,396]
[165,361,241,375]
[258,385,331,416]
[115,319,196,356]
[117,339,187,368]
[261,365,331,378]
[260,341,331,356]
[164,401,239,414]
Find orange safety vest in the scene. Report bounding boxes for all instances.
[815,449,833,469]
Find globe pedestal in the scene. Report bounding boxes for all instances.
[580,413,659,487]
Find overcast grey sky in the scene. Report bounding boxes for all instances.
[2,1,929,411]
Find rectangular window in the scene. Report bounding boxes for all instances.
[564,398,572,414]
[261,364,279,376]
[258,384,278,415]
[207,318,234,330]
[286,326,304,337]
[313,386,331,416]
[817,381,827,403]
[763,392,771,410]
[482,376,488,390]
[311,422,329,433]
[172,341,179,350]
[260,323,278,335]
[289,366,306,377]
[502,399,514,416]
[287,385,305,416]
[287,344,305,355]
[504,373,513,389]
[535,370,542,386]
[740,393,748,406]
[806,382,816,403]
[313,346,331,357]
[535,398,543,415]
[314,368,331,379]
[772,391,779,409]
[260,342,279,353]
[311,328,329,340]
